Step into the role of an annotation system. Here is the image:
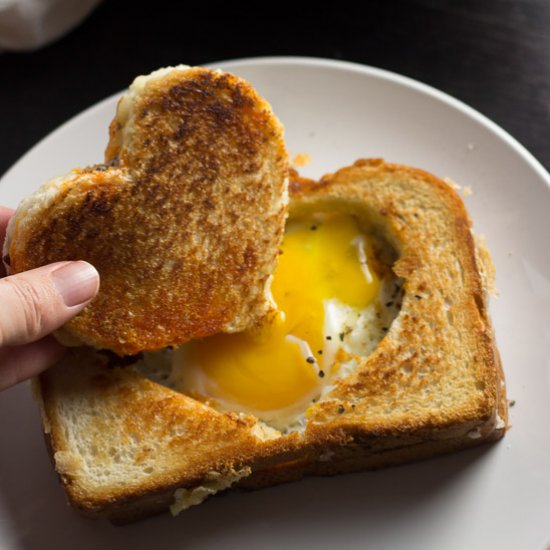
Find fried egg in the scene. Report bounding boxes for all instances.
[167,213,396,431]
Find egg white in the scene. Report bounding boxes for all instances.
[134,280,399,434]
[169,298,361,431]
[133,219,402,433]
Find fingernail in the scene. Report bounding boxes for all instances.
[51,262,100,307]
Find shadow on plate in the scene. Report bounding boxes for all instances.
[0,381,500,550]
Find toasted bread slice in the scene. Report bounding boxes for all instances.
[34,160,507,523]
[4,66,288,355]
[36,348,302,522]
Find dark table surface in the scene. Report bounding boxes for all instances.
[1,0,549,178]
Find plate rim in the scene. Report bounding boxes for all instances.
[2,56,549,193]
[214,56,550,185]
[0,55,548,549]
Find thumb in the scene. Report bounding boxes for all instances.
[0,261,99,347]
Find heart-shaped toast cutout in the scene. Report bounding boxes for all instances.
[5,66,288,355]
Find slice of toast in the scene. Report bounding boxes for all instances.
[4,66,288,355]
[33,159,507,524]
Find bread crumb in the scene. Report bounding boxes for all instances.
[474,234,498,297]
[443,176,461,191]
[170,467,251,515]
[467,427,482,439]
[292,153,311,167]
[54,451,84,475]
[443,177,473,198]
[250,421,281,441]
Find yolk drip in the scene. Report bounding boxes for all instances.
[179,214,380,414]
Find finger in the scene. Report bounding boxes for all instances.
[0,336,65,392]
[0,207,14,278]
[0,261,100,347]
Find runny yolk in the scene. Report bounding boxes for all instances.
[178,214,380,415]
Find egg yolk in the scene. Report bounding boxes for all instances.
[178,214,380,414]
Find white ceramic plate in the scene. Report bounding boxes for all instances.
[0,57,549,550]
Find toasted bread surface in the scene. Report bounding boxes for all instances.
[290,159,504,438]
[6,66,288,355]
[34,159,506,522]
[37,348,302,521]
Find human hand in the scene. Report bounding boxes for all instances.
[0,206,100,391]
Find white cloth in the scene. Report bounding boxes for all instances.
[0,0,102,51]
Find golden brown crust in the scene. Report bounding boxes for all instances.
[33,159,506,523]
[37,349,304,519]
[289,159,503,437]
[8,67,288,355]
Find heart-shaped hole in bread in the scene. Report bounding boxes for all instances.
[5,66,288,355]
